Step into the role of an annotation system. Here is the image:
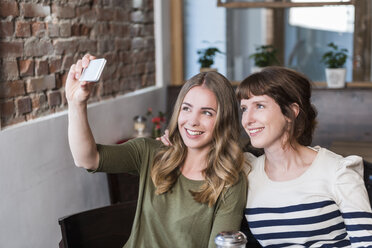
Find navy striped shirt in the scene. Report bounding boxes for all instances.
[244,148,372,247]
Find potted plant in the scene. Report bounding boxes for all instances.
[197,47,223,72]
[321,42,348,88]
[249,45,280,73]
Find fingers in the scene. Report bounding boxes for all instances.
[67,64,77,82]
[82,53,96,68]
[157,129,172,146]
[157,135,171,146]
[75,59,83,80]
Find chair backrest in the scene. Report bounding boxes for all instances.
[363,160,372,206]
[58,201,137,248]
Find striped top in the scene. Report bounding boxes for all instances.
[245,147,372,247]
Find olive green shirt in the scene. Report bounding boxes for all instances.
[95,138,247,248]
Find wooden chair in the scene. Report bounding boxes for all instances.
[58,201,137,248]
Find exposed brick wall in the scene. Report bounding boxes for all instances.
[0,0,155,129]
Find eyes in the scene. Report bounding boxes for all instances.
[181,105,214,117]
[240,103,264,112]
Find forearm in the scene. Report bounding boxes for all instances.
[68,102,99,170]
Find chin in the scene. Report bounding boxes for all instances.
[249,140,265,149]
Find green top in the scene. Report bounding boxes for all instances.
[95,137,247,248]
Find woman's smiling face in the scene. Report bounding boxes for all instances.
[240,94,289,150]
[178,86,218,152]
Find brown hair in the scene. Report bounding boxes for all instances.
[236,66,317,146]
[151,71,245,206]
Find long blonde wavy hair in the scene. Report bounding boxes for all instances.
[151,72,245,207]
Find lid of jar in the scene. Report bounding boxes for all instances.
[215,231,247,246]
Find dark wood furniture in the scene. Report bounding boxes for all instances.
[58,201,136,248]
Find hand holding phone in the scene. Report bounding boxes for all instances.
[79,58,107,82]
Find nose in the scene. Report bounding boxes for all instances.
[242,108,254,127]
[189,112,200,127]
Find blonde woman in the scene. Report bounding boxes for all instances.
[66,54,247,248]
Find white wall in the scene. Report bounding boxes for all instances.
[0,87,166,247]
[0,0,170,246]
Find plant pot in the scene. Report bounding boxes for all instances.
[200,68,217,73]
[325,68,346,88]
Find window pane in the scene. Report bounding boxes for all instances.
[285,5,354,82]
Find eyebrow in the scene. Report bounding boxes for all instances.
[182,102,217,113]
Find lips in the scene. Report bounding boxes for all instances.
[248,127,264,136]
[186,128,203,136]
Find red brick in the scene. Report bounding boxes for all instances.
[78,40,97,54]
[134,63,146,75]
[76,6,96,20]
[96,7,115,21]
[61,72,68,87]
[0,80,25,99]
[71,23,80,36]
[15,21,31,37]
[143,24,154,36]
[0,22,14,37]
[145,37,154,50]
[49,58,62,73]
[144,11,154,24]
[35,60,49,76]
[24,37,54,57]
[32,22,46,37]
[98,39,111,54]
[16,97,32,114]
[52,4,75,19]
[0,1,19,17]
[18,59,34,77]
[21,3,50,18]
[46,23,59,37]
[1,100,15,117]
[62,55,74,70]
[115,9,129,22]
[0,60,19,81]
[115,38,130,51]
[53,39,78,55]
[26,74,56,93]
[31,93,47,109]
[0,41,23,58]
[59,22,71,37]
[146,61,155,73]
[47,91,61,107]
[80,24,91,36]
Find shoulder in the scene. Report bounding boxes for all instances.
[315,146,364,177]
[126,137,163,151]
[222,173,248,203]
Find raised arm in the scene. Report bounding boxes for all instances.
[66,54,99,170]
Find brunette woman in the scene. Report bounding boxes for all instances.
[237,66,372,247]
[66,54,247,248]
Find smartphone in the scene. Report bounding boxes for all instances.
[79,58,107,82]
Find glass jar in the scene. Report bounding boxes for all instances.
[133,115,147,137]
[215,231,247,248]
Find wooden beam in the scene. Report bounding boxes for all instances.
[170,0,184,85]
[353,0,371,81]
[272,4,285,65]
[217,0,354,9]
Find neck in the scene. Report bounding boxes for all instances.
[181,148,209,180]
[264,142,317,181]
